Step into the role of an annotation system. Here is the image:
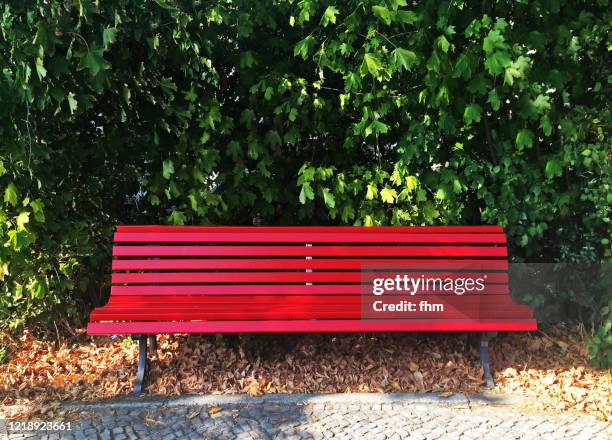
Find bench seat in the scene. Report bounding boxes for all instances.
[87,225,536,392]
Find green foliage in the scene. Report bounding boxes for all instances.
[0,0,610,363]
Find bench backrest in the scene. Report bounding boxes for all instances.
[111,225,508,292]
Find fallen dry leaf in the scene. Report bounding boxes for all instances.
[207,405,223,415]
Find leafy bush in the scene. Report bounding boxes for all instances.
[0,1,609,364]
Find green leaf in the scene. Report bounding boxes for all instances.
[366,183,377,200]
[29,199,45,222]
[299,182,315,204]
[16,212,30,231]
[35,58,47,80]
[515,129,534,150]
[488,89,501,111]
[321,6,339,26]
[380,187,397,204]
[392,48,417,71]
[294,36,315,60]
[67,92,78,114]
[405,176,418,192]
[103,27,117,49]
[322,188,336,208]
[532,94,551,113]
[545,159,563,179]
[463,103,482,124]
[168,210,186,225]
[483,30,507,53]
[484,51,512,76]
[4,183,18,206]
[77,49,108,77]
[264,130,282,148]
[365,120,389,137]
[437,35,450,53]
[372,5,392,25]
[395,10,418,24]
[361,53,383,77]
[540,115,553,136]
[162,160,175,179]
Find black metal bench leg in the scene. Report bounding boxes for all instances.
[148,334,157,357]
[135,335,148,394]
[480,331,497,389]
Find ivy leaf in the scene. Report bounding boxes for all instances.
[162,160,175,179]
[361,53,383,77]
[380,187,397,204]
[322,188,335,208]
[4,183,18,206]
[515,129,534,150]
[372,6,392,25]
[463,103,482,124]
[392,48,417,71]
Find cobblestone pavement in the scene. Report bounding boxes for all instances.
[2,394,610,440]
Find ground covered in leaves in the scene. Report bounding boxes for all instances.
[1,325,610,422]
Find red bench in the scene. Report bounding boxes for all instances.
[87,225,536,392]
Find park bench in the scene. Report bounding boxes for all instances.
[87,225,537,393]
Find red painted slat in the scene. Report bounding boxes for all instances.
[111,271,508,284]
[87,319,537,335]
[109,284,510,296]
[112,245,508,257]
[114,232,507,244]
[90,308,532,321]
[112,259,509,271]
[92,295,531,320]
[105,293,516,306]
[116,225,504,234]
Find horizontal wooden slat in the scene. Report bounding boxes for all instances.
[113,245,508,257]
[114,232,507,244]
[109,284,510,296]
[116,225,504,234]
[112,258,509,271]
[87,319,537,335]
[91,295,532,320]
[111,271,508,285]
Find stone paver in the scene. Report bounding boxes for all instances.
[2,394,610,440]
